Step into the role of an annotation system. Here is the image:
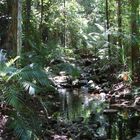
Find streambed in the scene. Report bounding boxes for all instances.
[56,87,140,140]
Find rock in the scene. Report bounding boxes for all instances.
[80,73,87,79]
[81,86,88,93]
[52,135,68,140]
[72,79,79,88]
[88,80,94,84]
[79,80,88,86]
[100,92,106,101]
[103,109,118,115]
[53,76,68,83]
[89,83,96,88]
[88,83,97,93]
[134,97,140,106]
[59,71,67,76]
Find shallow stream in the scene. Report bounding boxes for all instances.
[58,88,106,120]
[57,87,140,140]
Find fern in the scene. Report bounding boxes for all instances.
[10,112,40,140]
[0,57,54,139]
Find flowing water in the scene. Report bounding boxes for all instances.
[58,87,106,121]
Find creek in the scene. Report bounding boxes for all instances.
[56,87,140,140]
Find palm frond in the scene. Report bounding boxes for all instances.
[0,57,54,139]
[11,117,38,140]
[6,64,55,94]
[6,56,20,67]
[4,86,24,109]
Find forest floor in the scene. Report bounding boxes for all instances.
[51,54,140,113]
[45,53,140,140]
[1,54,140,140]
[47,54,140,140]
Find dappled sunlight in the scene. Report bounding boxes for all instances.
[0,0,140,139]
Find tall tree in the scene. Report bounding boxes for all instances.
[24,0,31,51]
[117,0,122,49]
[9,0,18,51]
[131,0,139,76]
[117,0,124,66]
[105,0,111,61]
[40,0,43,26]
[63,0,66,48]
[17,0,22,57]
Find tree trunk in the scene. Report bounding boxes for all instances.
[10,0,18,52]
[17,0,22,57]
[40,0,44,37]
[131,0,139,76]
[64,0,66,48]
[40,0,43,26]
[117,0,122,48]
[105,0,111,61]
[117,0,124,65]
[25,0,31,51]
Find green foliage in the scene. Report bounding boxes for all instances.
[0,57,54,139]
[0,0,140,139]
[52,62,80,77]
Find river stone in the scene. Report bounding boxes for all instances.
[72,79,79,87]
[103,109,118,115]
[100,92,106,101]
[88,80,94,84]
[90,82,96,87]
[52,135,67,140]
[59,71,67,76]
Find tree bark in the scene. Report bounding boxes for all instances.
[40,0,43,26]
[117,0,124,66]
[10,0,18,52]
[117,0,122,48]
[105,0,111,61]
[131,0,139,75]
[17,0,22,57]
[25,0,31,51]
[63,0,66,48]
[40,0,44,37]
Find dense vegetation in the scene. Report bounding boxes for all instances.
[0,0,140,140]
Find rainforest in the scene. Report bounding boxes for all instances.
[0,0,140,140]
